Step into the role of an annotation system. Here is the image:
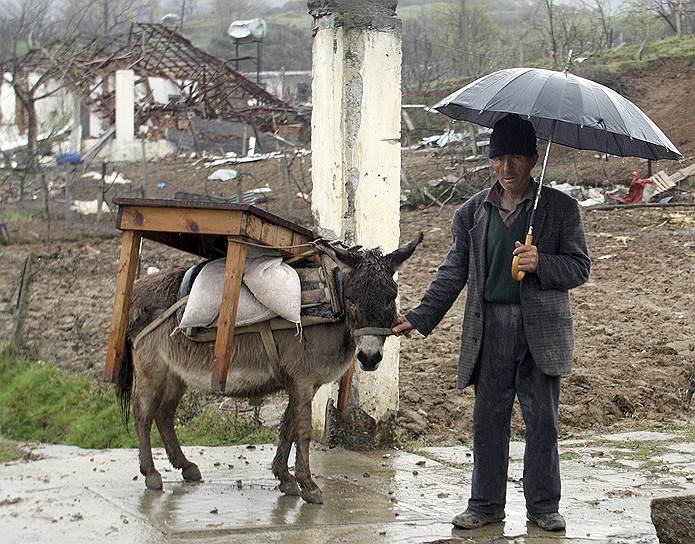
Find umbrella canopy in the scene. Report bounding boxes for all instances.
[432,67,681,161]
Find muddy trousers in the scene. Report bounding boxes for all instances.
[467,303,561,515]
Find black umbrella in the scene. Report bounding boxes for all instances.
[432,67,682,280]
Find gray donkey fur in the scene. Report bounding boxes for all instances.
[116,235,422,504]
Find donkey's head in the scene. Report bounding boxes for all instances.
[317,233,423,371]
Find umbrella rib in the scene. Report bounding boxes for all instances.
[479,68,532,112]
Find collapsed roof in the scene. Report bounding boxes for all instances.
[2,23,296,132]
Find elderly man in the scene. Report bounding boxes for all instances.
[394,114,590,532]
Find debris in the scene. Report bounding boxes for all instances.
[57,152,81,165]
[209,507,218,514]
[146,267,160,275]
[156,181,167,190]
[82,171,132,185]
[71,200,110,215]
[207,169,239,182]
[589,450,605,458]
[415,460,426,466]
[204,152,283,168]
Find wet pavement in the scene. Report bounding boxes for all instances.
[1,431,694,543]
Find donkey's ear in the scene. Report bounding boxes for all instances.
[314,239,361,273]
[385,232,424,272]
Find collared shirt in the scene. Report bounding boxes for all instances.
[484,178,535,227]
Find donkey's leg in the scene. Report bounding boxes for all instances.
[291,380,322,504]
[271,396,300,496]
[154,373,202,483]
[134,382,163,491]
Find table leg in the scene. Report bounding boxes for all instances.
[104,230,141,383]
[211,239,247,392]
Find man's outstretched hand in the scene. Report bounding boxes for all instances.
[392,315,414,337]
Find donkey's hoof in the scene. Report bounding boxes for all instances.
[301,487,323,504]
[278,480,301,496]
[145,471,163,490]
[182,463,202,482]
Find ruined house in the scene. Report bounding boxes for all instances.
[0,23,298,162]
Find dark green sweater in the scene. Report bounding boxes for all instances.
[484,208,527,303]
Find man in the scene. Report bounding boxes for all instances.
[393,114,590,532]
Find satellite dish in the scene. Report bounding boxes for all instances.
[228,18,267,43]
[160,13,181,26]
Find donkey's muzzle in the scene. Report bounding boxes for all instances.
[357,350,382,371]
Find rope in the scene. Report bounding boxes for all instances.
[232,239,317,250]
[133,296,189,349]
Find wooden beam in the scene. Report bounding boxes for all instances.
[119,205,244,236]
[104,230,142,383]
[211,239,248,392]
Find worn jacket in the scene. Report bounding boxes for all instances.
[406,185,591,388]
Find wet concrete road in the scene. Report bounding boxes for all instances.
[1,431,694,543]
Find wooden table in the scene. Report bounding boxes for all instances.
[104,198,314,392]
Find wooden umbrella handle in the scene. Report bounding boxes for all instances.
[511,233,534,282]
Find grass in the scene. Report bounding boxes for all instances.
[0,209,33,225]
[0,438,23,462]
[588,35,695,70]
[0,345,276,452]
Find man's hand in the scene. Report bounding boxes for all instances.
[513,241,539,273]
[392,315,414,337]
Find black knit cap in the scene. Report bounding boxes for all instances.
[488,113,538,159]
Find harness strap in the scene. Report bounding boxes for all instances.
[133,296,189,349]
[258,320,283,384]
[353,327,394,337]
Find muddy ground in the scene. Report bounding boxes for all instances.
[1,58,695,445]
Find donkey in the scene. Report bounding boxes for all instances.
[116,234,423,504]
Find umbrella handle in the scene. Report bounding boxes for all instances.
[512,233,535,282]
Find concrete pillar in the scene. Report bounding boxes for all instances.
[69,95,82,152]
[115,70,135,142]
[308,0,402,438]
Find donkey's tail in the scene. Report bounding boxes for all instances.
[116,336,134,426]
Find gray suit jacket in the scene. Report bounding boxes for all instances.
[406,185,591,389]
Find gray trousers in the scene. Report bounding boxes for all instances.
[467,303,561,515]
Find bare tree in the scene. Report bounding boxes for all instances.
[161,0,199,30]
[542,0,560,68]
[628,0,694,35]
[61,0,156,37]
[401,14,451,95]
[583,0,614,47]
[1,0,98,199]
[624,1,671,56]
[443,0,500,78]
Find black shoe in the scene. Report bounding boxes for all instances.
[526,511,566,531]
[451,509,505,529]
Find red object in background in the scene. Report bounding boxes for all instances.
[606,171,654,204]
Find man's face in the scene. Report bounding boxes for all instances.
[491,153,538,195]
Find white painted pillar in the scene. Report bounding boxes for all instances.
[115,70,135,143]
[69,94,82,152]
[308,0,402,436]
